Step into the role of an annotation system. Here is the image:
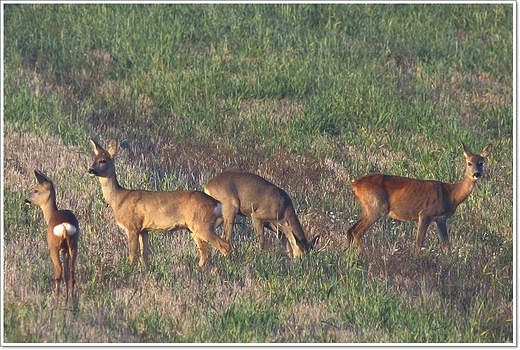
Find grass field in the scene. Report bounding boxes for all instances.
[3,3,514,344]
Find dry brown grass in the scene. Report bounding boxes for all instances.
[3,123,90,210]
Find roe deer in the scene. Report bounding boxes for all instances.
[25,170,79,300]
[347,142,492,254]
[204,171,318,258]
[88,138,230,267]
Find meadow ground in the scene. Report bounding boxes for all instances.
[3,3,514,344]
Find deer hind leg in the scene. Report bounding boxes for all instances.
[195,226,231,258]
[435,220,451,254]
[347,211,383,252]
[62,248,70,301]
[69,243,77,301]
[191,234,210,267]
[348,192,388,252]
[415,213,432,253]
[213,216,224,233]
[49,247,62,298]
[138,231,150,268]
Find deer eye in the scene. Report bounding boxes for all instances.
[100,159,106,164]
[467,162,473,166]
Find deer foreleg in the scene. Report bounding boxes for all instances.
[435,220,451,254]
[251,216,266,250]
[416,214,432,253]
[126,230,140,265]
[281,234,293,259]
[138,231,150,268]
[280,222,304,259]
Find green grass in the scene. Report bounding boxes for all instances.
[3,3,513,344]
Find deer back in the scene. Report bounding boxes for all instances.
[205,171,292,219]
[111,189,220,233]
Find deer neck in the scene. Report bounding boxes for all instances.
[285,207,307,242]
[449,175,477,207]
[41,198,59,225]
[97,173,125,208]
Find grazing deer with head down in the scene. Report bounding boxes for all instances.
[204,171,318,258]
[25,170,79,300]
[347,142,492,253]
[88,138,230,267]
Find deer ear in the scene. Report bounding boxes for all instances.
[34,170,53,188]
[89,138,105,155]
[461,142,472,157]
[480,143,492,158]
[106,139,118,157]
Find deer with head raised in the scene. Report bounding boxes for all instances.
[347,142,492,253]
[88,138,230,267]
[25,170,79,300]
[204,171,318,258]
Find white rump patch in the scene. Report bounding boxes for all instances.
[53,223,77,237]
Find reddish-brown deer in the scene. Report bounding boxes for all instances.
[204,171,318,258]
[347,142,492,253]
[25,170,79,300]
[88,138,230,267]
